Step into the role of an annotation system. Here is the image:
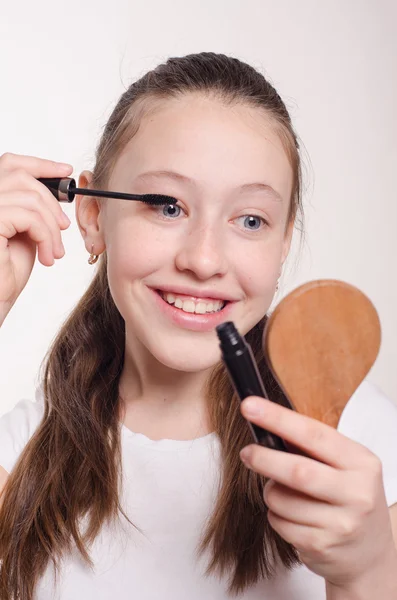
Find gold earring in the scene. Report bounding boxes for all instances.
[88,243,99,265]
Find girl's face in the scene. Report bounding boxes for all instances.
[80,94,294,372]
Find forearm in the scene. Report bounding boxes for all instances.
[0,304,9,327]
[0,300,13,327]
[326,546,397,600]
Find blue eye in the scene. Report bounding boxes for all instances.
[161,204,182,218]
[236,215,266,231]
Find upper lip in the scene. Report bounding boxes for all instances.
[153,284,238,302]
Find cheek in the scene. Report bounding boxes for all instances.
[234,239,283,298]
[106,219,172,280]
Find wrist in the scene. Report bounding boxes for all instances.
[326,545,397,600]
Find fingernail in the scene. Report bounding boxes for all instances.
[243,399,262,417]
[240,447,252,462]
[62,213,71,225]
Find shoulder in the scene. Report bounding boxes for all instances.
[0,384,45,474]
[338,379,397,507]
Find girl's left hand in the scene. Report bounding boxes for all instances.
[239,396,396,588]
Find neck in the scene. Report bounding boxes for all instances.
[118,343,215,441]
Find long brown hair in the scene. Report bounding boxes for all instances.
[0,52,304,599]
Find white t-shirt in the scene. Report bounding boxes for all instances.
[0,380,396,600]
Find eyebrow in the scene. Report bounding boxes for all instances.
[133,170,283,202]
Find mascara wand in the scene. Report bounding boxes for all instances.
[37,177,178,206]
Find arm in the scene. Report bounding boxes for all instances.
[326,544,397,599]
[0,299,14,327]
[0,464,9,509]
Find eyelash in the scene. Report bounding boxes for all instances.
[151,204,269,232]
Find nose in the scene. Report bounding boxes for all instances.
[175,223,228,280]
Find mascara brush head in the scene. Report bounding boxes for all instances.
[131,193,177,206]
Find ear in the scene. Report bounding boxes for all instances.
[281,219,294,265]
[75,170,106,256]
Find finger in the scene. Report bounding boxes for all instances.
[242,442,346,503]
[265,510,324,552]
[0,152,72,178]
[240,397,367,469]
[0,203,56,266]
[0,190,65,259]
[264,481,337,528]
[0,169,71,229]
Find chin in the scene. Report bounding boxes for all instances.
[151,344,222,373]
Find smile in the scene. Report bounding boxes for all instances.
[149,287,234,332]
[158,291,226,314]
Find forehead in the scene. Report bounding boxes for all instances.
[113,94,293,202]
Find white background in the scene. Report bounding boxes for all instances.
[0,0,396,414]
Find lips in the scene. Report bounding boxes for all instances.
[149,286,235,332]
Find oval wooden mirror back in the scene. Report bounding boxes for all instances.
[263,280,381,428]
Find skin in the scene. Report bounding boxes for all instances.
[75,92,397,590]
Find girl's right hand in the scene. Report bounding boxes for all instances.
[0,153,73,324]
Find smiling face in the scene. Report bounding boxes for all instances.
[78,93,294,372]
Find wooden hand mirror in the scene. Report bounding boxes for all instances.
[263,280,381,428]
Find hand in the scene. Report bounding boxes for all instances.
[239,396,395,587]
[0,152,72,322]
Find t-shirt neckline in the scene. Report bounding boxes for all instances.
[120,422,218,451]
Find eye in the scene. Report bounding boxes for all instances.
[235,215,268,231]
[160,204,183,218]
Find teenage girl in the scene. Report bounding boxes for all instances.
[0,52,396,600]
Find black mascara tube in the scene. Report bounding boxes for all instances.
[216,321,290,452]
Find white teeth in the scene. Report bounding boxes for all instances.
[194,302,207,314]
[162,292,225,314]
[183,300,196,313]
